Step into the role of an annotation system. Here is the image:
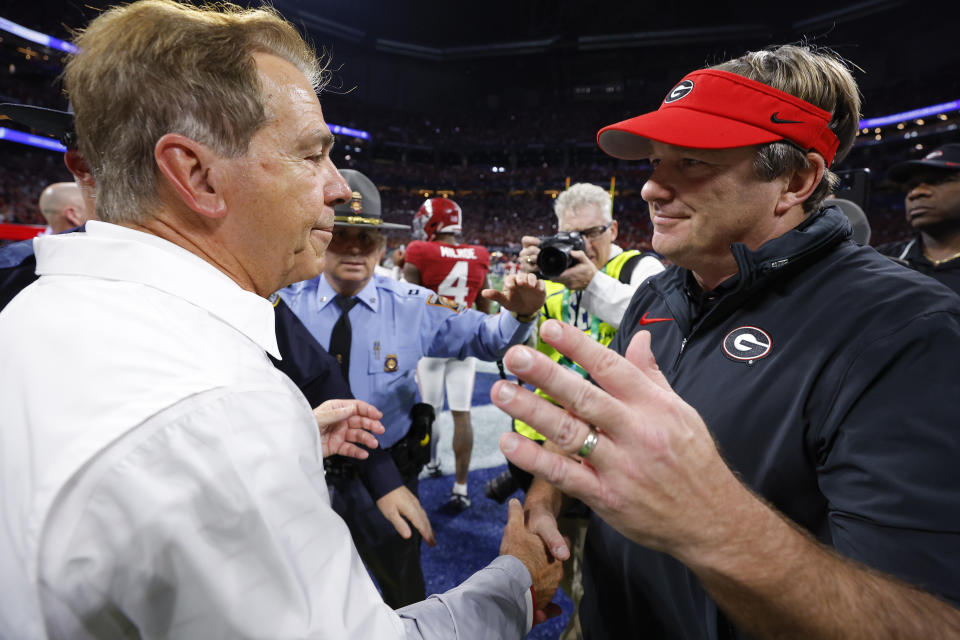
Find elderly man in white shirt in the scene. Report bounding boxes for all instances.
[0,1,559,638]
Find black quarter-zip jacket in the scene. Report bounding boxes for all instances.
[580,207,960,639]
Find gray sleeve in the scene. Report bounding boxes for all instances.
[395,555,533,640]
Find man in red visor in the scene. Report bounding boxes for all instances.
[493,44,960,638]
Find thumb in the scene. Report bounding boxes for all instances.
[313,404,354,429]
[483,289,507,305]
[624,330,671,391]
[506,497,524,527]
[386,509,413,539]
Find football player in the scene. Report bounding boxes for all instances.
[405,197,492,511]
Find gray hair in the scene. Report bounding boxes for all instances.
[554,183,613,226]
[64,0,326,224]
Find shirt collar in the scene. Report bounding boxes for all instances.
[34,221,280,358]
[316,274,381,313]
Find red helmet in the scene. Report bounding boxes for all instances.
[413,197,462,241]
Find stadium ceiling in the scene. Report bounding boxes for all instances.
[272,0,911,61]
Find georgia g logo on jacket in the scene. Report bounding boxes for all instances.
[722,326,772,363]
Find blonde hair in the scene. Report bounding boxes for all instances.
[64,0,325,223]
[554,182,613,226]
[712,44,862,213]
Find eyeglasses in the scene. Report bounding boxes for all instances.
[329,228,384,253]
[562,221,612,240]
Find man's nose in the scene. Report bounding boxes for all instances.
[641,173,672,203]
[327,171,351,206]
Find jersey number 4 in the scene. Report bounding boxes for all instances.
[438,260,470,304]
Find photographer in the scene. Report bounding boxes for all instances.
[518,182,663,330]
[511,182,663,640]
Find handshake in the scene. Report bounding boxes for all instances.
[498,498,564,624]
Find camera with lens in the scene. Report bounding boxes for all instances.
[536,231,585,278]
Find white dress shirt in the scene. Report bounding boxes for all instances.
[0,221,531,639]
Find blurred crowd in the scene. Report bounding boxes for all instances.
[1,26,957,251]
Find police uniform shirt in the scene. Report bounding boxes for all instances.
[282,273,534,448]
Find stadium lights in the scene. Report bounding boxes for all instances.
[859,100,960,128]
[0,17,77,53]
[0,15,372,152]
[0,127,66,152]
[2,122,370,153]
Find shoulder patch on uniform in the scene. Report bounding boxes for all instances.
[426,293,465,313]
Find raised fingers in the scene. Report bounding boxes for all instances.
[522,320,664,435]
[496,343,629,441]
[491,379,612,461]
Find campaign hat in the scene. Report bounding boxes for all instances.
[334,169,410,230]
[0,103,76,148]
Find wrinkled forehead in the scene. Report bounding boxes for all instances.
[254,52,325,128]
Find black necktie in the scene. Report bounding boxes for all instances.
[329,295,358,389]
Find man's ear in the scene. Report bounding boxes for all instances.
[775,152,826,216]
[608,219,619,243]
[64,149,95,192]
[154,133,227,219]
[62,206,83,226]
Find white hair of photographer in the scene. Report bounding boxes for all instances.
[554,182,613,225]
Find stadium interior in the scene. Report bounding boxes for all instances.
[2,1,959,636]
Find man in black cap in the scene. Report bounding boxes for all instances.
[877,143,960,294]
[283,168,546,607]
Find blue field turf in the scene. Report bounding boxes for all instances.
[419,464,574,639]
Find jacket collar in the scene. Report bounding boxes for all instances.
[726,205,852,293]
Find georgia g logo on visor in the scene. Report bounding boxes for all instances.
[664,80,694,103]
[722,326,772,363]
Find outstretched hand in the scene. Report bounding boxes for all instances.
[481,272,546,317]
[314,399,385,459]
[490,319,749,564]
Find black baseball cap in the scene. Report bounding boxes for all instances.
[0,103,76,148]
[888,143,960,182]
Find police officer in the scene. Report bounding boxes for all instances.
[877,143,960,294]
[282,170,545,607]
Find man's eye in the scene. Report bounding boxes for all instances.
[682,158,702,167]
[308,152,325,163]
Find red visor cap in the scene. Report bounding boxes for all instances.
[597,69,841,166]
